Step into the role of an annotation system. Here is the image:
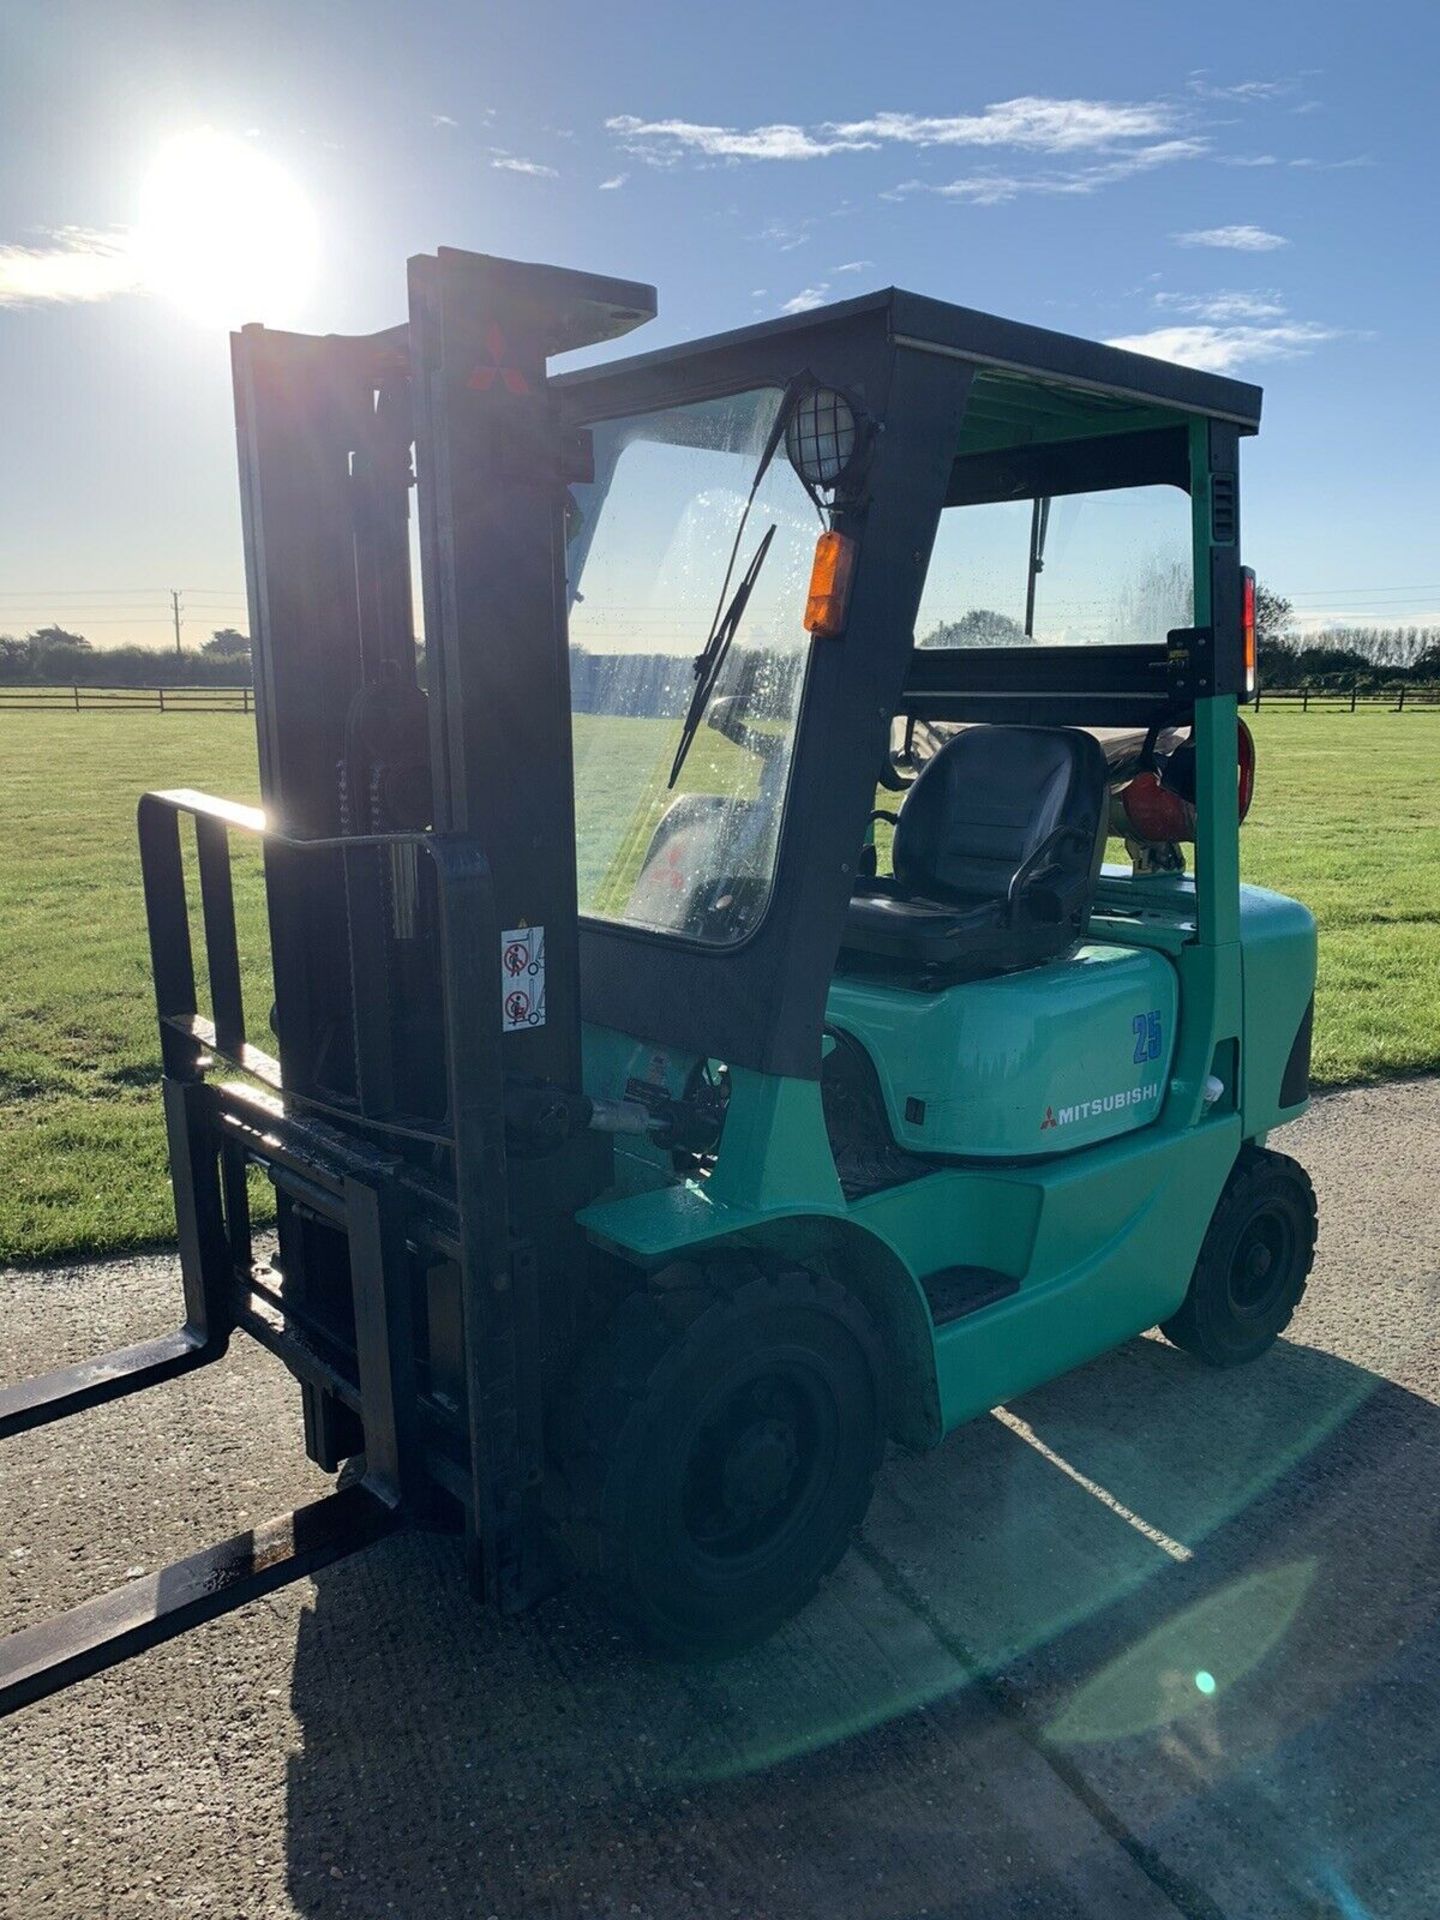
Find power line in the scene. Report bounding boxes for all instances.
[1284,582,1440,598]
[0,618,242,625]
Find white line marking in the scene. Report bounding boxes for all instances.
[993,1407,1194,1563]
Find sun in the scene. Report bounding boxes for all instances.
[136,129,318,328]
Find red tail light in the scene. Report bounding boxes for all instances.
[1241,566,1257,700]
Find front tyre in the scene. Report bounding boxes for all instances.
[1161,1146,1317,1367]
[557,1262,885,1655]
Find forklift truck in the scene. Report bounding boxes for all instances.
[0,247,1318,1704]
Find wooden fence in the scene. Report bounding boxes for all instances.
[1254,681,1440,712]
[0,684,252,714]
[4,677,1437,718]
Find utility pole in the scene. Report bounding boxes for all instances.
[170,589,183,656]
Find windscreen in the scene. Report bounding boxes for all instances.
[565,388,817,947]
[916,485,1193,649]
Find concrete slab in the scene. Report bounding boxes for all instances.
[2,1078,1437,1917]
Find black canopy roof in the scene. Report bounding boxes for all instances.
[555,285,1262,431]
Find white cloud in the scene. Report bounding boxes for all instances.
[0,227,144,307]
[1174,224,1289,251]
[1106,320,1338,373]
[830,259,873,273]
[755,218,813,252]
[606,88,1355,200]
[432,113,458,129]
[1188,76,1298,103]
[607,95,1183,168]
[1154,289,1287,321]
[490,156,558,178]
[606,116,873,163]
[780,285,830,314]
[893,138,1206,205]
[598,173,628,191]
[829,97,1178,152]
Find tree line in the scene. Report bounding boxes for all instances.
[0,626,253,686]
[6,593,1438,698]
[1255,587,1440,688]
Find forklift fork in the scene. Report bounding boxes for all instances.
[0,791,528,1717]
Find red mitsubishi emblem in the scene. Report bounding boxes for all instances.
[466,322,531,396]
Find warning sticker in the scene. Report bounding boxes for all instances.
[500,925,546,1032]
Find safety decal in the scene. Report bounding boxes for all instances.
[501,925,546,1031]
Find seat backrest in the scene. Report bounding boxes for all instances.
[892,724,1108,905]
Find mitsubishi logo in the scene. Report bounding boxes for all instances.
[1040,1106,1057,1131]
[466,322,531,396]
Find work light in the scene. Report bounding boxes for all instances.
[785,386,860,492]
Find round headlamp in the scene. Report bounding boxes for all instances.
[785,386,860,492]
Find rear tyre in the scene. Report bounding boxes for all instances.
[1161,1146,1317,1367]
[557,1261,885,1655]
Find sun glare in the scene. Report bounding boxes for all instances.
[137,129,317,327]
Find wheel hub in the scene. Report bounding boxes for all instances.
[682,1371,819,1556]
[722,1417,799,1520]
[1229,1209,1292,1314]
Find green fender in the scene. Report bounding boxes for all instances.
[577,1069,944,1450]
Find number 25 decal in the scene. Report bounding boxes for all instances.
[1132,1010,1163,1064]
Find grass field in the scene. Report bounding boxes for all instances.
[1,705,1437,1263]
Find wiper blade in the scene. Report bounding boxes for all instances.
[665,377,808,792]
[669,522,776,789]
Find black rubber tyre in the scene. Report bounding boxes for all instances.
[1161,1146,1317,1367]
[555,1260,885,1655]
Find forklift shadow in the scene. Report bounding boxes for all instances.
[283,1331,1440,1916]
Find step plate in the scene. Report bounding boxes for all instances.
[923,1265,1020,1327]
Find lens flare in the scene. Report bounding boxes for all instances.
[136,129,318,327]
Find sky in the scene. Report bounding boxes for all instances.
[2,0,1437,647]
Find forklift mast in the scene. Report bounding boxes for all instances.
[0,251,657,1713]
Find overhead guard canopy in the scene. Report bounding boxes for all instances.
[554,284,1262,431]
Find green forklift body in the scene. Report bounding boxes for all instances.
[557,286,1315,1466]
[825,942,1180,1159]
[578,863,1313,1449]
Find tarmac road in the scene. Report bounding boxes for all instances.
[2,1077,1439,1920]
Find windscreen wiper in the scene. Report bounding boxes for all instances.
[668,524,776,788]
[666,377,807,790]
[1025,495,1051,637]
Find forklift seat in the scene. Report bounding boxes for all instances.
[842,724,1108,979]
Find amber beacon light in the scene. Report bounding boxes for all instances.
[804,530,857,638]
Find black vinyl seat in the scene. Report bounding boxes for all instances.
[842,724,1109,980]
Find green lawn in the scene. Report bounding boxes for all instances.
[1240,708,1440,1087]
[1,705,1436,1263]
[0,717,264,1264]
